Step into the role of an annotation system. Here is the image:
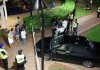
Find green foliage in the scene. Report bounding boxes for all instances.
[23,0,75,32]
[85,25,100,42]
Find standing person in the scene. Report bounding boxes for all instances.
[68,13,74,32]
[16,17,21,24]
[72,19,78,35]
[57,20,63,28]
[62,19,68,33]
[0,43,9,70]
[50,18,55,37]
[22,5,26,12]
[8,29,14,48]
[15,49,26,70]
[22,21,27,31]
[20,28,26,46]
[97,7,100,18]
[68,13,74,24]
[15,24,20,43]
[55,25,65,36]
[50,17,58,37]
[51,2,55,9]
[10,28,15,42]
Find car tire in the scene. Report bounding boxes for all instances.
[83,61,93,68]
[44,54,51,61]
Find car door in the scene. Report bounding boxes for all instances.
[68,44,86,63]
[52,44,70,61]
[52,44,85,63]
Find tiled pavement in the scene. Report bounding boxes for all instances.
[0,7,100,70]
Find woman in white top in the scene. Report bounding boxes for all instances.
[21,27,26,46]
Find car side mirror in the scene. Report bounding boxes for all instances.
[66,51,70,54]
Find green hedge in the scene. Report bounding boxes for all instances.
[23,0,75,32]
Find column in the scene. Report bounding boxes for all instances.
[0,6,6,28]
[3,0,8,19]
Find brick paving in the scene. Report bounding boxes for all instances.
[78,12,100,34]
[0,2,100,70]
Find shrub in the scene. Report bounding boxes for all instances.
[23,0,75,32]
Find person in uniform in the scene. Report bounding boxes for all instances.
[72,19,78,35]
[97,7,100,18]
[15,49,26,70]
[68,13,74,32]
[0,43,9,70]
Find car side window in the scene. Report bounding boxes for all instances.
[56,44,66,54]
[50,35,64,50]
[56,44,71,54]
[57,44,66,51]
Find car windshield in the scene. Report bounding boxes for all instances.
[50,35,95,52]
[50,35,64,50]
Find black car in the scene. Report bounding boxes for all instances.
[36,35,100,68]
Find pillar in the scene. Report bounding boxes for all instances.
[0,5,6,28]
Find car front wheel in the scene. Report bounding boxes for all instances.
[83,61,93,68]
[44,54,51,61]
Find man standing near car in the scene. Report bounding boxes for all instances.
[21,27,27,46]
[0,43,9,70]
[72,19,78,35]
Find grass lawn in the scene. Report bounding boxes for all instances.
[84,24,100,42]
[75,5,97,18]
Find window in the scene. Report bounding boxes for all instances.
[50,35,64,50]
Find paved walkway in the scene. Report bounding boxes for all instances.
[0,4,100,70]
[78,12,100,35]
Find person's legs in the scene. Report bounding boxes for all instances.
[73,28,76,35]
[20,64,24,70]
[52,28,55,37]
[17,63,24,70]
[17,64,21,70]
[16,34,20,43]
[75,28,77,35]
[22,38,26,46]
